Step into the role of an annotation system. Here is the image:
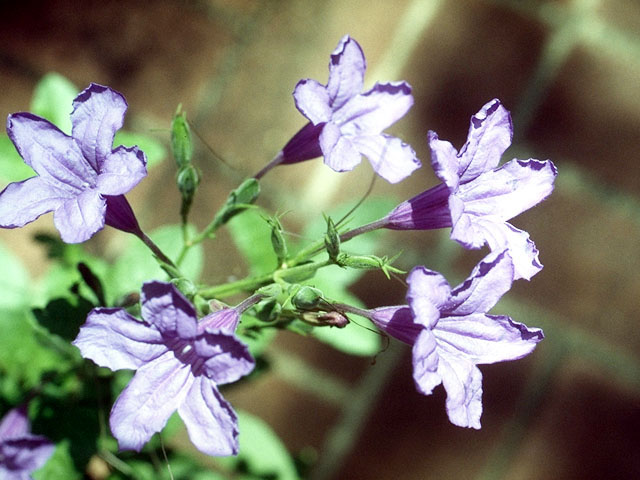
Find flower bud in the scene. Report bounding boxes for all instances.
[171,108,193,169]
[253,298,281,323]
[292,286,324,310]
[211,178,261,229]
[268,217,288,265]
[324,216,340,261]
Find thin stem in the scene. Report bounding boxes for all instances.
[138,232,180,273]
[199,258,332,299]
[254,151,284,180]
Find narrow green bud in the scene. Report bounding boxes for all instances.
[324,216,340,261]
[269,217,288,265]
[292,286,324,310]
[177,165,201,220]
[171,277,198,298]
[211,178,261,229]
[171,108,193,169]
[336,253,405,278]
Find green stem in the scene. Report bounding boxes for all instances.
[199,258,332,299]
[138,232,182,277]
[289,218,388,267]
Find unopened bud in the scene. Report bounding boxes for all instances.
[292,286,324,310]
[254,298,281,322]
[268,217,288,265]
[171,108,193,169]
[324,216,340,261]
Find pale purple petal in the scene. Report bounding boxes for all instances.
[406,267,450,329]
[326,35,366,110]
[368,306,420,345]
[458,99,512,183]
[435,313,543,364]
[428,131,461,190]
[336,82,413,134]
[320,123,362,172]
[110,352,192,451]
[412,330,441,395]
[0,407,29,440]
[96,146,147,196]
[451,214,543,280]
[71,83,128,171]
[0,177,68,228]
[7,113,95,189]
[445,250,513,315]
[350,134,420,184]
[73,308,166,371]
[141,282,198,339]
[455,159,557,221]
[194,329,255,384]
[438,353,483,429]
[0,437,55,478]
[199,309,241,333]
[293,79,332,124]
[53,188,106,243]
[177,376,239,456]
[384,183,452,231]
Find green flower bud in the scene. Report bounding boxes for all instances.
[212,178,261,228]
[177,165,200,198]
[324,216,340,261]
[269,217,288,265]
[171,108,193,169]
[292,286,324,310]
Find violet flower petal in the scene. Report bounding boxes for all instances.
[53,188,106,243]
[320,122,362,172]
[73,308,166,371]
[177,376,239,456]
[438,353,483,429]
[406,266,450,329]
[428,131,461,190]
[435,313,543,364]
[96,145,147,196]
[351,134,420,184]
[456,99,512,183]
[337,82,413,135]
[367,306,420,345]
[110,352,193,452]
[7,113,94,189]
[141,281,198,339]
[445,250,513,316]
[411,330,441,395]
[0,177,67,228]
[71,83,128,171]
[0,407,30,440]
[1,438,55,478]
[293,79,332,124]
[196,329,255,385]
[455,158,557,221]
[326,35,366,110]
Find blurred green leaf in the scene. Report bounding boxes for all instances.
[227,208,277,275]
[0,309,69,390]
[30,72,79,134]
[216,410,298,480]
[108,224,203,300]
[114,131,167,169]
[0,239,31,310]
[33,439,82,480]
[0,135,35,183]
[237,313,277,357]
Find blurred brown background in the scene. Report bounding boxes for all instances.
[1,0,640,479]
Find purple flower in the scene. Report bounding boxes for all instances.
[367,251,543,428]
[383,99,557,280]
[72,281,255,456]
[279,35,421,183]
[0,406,55,479]
[0,83,147,243]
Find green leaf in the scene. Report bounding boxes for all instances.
[0,309,70,390]
[114,131,167,168]
[33,296,94,342]
[33,440,82,480]
[227,208,277,275]
[30,72,79,134]
[0,135,34,183]
[108,224,203,300]
[0,239,31,310]
[216,410,298,480]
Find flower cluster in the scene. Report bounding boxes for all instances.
[0,33,555,467]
